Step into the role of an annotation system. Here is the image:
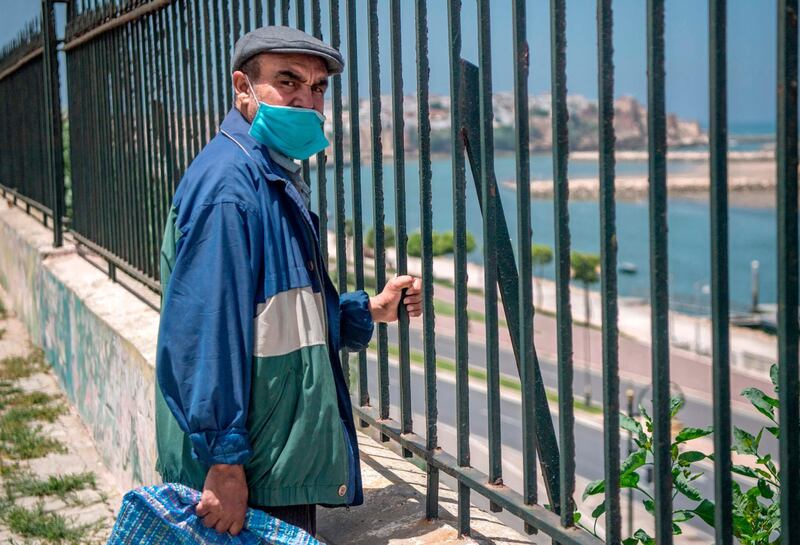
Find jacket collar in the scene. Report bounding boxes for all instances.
[219,108,289,184]
[220,108,321,245]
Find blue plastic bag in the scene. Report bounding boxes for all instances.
[106,483,320,545]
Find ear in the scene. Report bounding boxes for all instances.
[232,70,251,105]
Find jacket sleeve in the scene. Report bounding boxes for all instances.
[339,290,375,351]
[156,201,260,467]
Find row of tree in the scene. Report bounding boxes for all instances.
[359,225,602,292]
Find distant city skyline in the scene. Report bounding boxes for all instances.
[1,1,777,128]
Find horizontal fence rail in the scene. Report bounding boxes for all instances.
[0,1,797,544]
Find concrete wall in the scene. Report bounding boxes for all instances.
[0,206,159,491]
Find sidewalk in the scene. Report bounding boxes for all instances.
[0,283,123,544]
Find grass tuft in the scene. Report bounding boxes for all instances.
[6,471,97,502]
[0,381,67,460]
[4,501,93,543]
[0,421,66,460]
[0,349,46,381]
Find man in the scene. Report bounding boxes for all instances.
[155,26,422,538]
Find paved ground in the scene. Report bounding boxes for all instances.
[0,284,123,545]
[318,428,535,545]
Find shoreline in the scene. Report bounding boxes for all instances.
[501,159,778,205]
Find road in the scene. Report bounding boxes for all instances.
[352,322,778,541]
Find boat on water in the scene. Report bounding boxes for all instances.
[619,262,638,274]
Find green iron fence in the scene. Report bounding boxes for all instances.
[0,1,798,544]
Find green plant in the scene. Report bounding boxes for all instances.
[726,364,782,544]
[583,396,714,544]
[584,365,785,544]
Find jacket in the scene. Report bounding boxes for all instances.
[154,107,373,508]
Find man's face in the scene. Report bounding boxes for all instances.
[233,52,329,123]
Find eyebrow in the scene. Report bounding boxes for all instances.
[275,69,328,88]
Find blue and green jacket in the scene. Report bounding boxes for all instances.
[155,108,373,508]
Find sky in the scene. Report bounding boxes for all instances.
[0,0,777,130]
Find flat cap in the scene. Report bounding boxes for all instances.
[232,25,344,75]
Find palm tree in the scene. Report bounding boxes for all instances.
[571,251,600,406]
[531,244,554,309]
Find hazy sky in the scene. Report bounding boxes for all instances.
[1,1,776,128]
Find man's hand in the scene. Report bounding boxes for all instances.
[196,464,248,536]
[369,275,423,323]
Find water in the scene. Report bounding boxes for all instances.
[316,152,777,314]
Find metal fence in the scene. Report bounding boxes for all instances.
[0,1,798,544]
[0,4,64,246]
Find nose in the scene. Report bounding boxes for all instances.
[290,84,314,109]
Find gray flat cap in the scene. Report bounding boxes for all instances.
[232,26,344,75]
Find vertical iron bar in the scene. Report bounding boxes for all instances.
[447,0,469,534]
[193,0,208,147]
[512,0,537,534]
[165,3,179,194]
[203,0,217,137]
[598,0,621,542]
[298,0,310,182]
[345,0,367,409]
[367,0,388,427]
[255,0,263,29]
[153,7,168,229]
[172,2,188,178]
[124,21,144,274]
[268,0,276,25]
[647,1,672,542]
[777,1,800,542]
[709,1,732,543]
[233,0,241,41]
[415,0,439,521]
[41,0,64,247]
[330,0,349,386]
[281,0,289,25]
[132,17,152,278]
[311,0,327,263]
[477,0,502,514]
[223,0,233,107]
[181,1,199,163]
[550,0,575,527]
[391,0,412,453]
[243,0,252,33]
[296,0,305,29]
[214,0,227,125]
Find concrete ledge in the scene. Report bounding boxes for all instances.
[318,429,533,544]
[0,205,532,543]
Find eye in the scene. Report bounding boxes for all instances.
[281,80,296,88]
[312,85,325,95]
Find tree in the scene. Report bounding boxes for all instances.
[531,244,554,309]
[407,230,477,258]
[571,251,600,406]
[365,226,396,249]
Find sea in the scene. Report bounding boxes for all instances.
[314,124,778,315]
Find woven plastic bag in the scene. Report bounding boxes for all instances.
[106,483,320,545]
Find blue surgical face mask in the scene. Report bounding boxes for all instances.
[245,76,329,160]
